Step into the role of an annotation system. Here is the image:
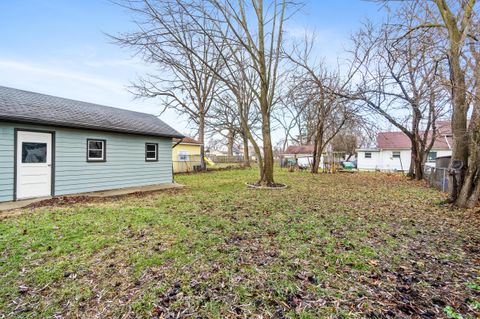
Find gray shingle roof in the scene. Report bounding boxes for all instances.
[0,86,184,138]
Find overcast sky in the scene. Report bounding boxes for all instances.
[0,0,387,142]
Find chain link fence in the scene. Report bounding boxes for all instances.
[207,155,244,163]
[173,154,248,173]
[173,154,202,173]
[423,165,449,192]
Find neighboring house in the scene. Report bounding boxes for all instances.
[207,149,229,156]
[172,137,202,173]
[0,86,184,203]
[207,149,243,157]
[283,145,324,168]
[205,148,244,164]
[356,125,452,171]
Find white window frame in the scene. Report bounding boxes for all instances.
[145,143,158,161]
[427,151,437,163]
[178,150,189,161]
[365,152,372,159]
[392,151,401,159]
[87,139,106,162]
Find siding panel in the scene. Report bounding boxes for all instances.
[0,121,173,202]
[0,123,14,201]
[54,127,173,196]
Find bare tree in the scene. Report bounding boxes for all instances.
[286,36,361,174]
[396,0,478,206]
[305,75,354,174]
[207,0,288,185]
[331,129,359,161]
[206,93,239,156]
[452,5,480,207]
[170,0,291,185]
[275,85,316,147]
[273,83,308,152]
[207,82,259,167]
[111,0,227,169]
[345,14,448,180]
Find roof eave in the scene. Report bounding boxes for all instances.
[356,148,380,152]
[0,116,185,139]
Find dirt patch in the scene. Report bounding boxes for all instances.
[175,165,246,175]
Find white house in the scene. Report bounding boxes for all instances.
[283,145,332,168]
[356,124,452,172]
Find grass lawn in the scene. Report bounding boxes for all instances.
[1,168,479,318]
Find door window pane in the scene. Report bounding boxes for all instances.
[22,142,47,163]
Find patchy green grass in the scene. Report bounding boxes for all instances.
[1,168,479,318]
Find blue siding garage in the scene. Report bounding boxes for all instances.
[0,86,183,202]
[0,125,14,202]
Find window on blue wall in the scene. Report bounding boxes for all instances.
[87,139,106,162]
[145,143,158,161]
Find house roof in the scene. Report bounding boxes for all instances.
[0,86,184,138]
[173,137,202,145]
[377,130,452,150]
[284,145,315,155]
[436,121,453,135]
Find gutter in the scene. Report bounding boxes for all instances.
[0,117,184,139]
[172,138,183,149]
[171,138,184,184]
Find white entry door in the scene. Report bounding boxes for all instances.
[16,131,53,200]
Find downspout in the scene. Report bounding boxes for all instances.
[444,135,451,150]
[172,139,183,149]
[171,138,183,183]
[399,152,405,176]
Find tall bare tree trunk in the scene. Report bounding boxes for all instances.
[410,138,424,180]
[430,0,475,205]
[408,150,416,177]
[199,111,206,170]
[241,119,263,175]
[255,0,277,186]
[456,64,480,207]
[311,127,323,174]
[260,109,275,185]
[456,111,480,207]
[226,129,235,157]
[242,131,250,167]
[414,150,424,180]
[411,109,424,180]
[448,47,470,202]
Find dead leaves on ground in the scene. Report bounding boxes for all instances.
[1,170,479,318]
